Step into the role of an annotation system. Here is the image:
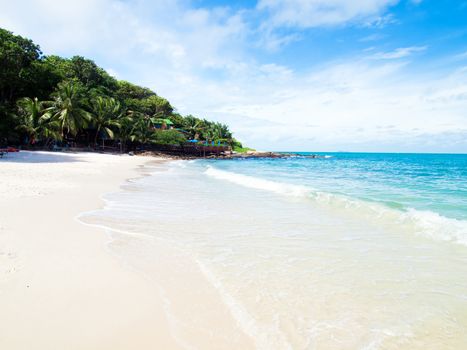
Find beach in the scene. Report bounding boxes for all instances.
[2,151,467,349]
[0,151,253,350]
[2,1,466,348]
[80,154,467,349]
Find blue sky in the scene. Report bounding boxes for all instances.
[2,0,467,152]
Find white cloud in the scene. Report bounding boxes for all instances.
[0,0,247,70]
[369,46,427,60]
[362,13,398,28]
[1,0,466,152]
[257,0,399,28]
[208,60,467,152]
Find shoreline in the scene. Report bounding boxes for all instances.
[0,151,253,349]
[84,154,467,349]
[6,148,320,161]
[77,157,257,349]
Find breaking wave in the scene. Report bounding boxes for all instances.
[205,166,467,247]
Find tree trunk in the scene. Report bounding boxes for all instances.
[94,126,100,146]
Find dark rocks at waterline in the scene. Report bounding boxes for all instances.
[215,151,325,159]
[136,150,326,160]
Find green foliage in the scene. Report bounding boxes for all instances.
[15,97,60,143]
[124,95,173,118]
[0,28,43,141]
[233,145,256,153]
[232,139,243,149]
[231,139,255,153]
[0,27,246,152]
[23,60,64,100]
[49,81,91,138]
[0,105,20,144]
[90,96,123,143]
[43,55,118,93]
[0,28,42,104]
[182,115,203,140]
[152,129,186,145]
[132,115,156,144]
[116,81,155,100]
[116,111,141,150]
[204,122,232,143]
[168,113,185,128]
[179,116,233,144]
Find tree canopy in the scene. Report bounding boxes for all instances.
[0,27,244,151]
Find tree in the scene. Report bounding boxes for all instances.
[0,27,244,152]
[90,96,122,145]
[128,95,173,118]
[116,81,155,100]
[115,79,174,118]
[49,81,91,138]
[0,28,42,104]
[133,115,157,145]
[153,129,186,146]
[22,59,64,101]
[0,28,43,141]
[213,122,233,144]
[15,97,60,144]
[183,115,203,140]
[117,112,140,152]
[117,110,155,147]
[167,113,184,128]
[203,122,216,142]
[69,56,118,91]
[42,55,118,96]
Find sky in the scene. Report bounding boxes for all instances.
[1,0,467,152]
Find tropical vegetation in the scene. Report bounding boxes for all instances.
[0,27,249,152]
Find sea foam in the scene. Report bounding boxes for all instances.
[205,166,467,247]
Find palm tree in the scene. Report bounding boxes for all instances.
[117,110,154,149]
[203,123,216,143]
[183,115,203,140]
[49,81,91,139]
[90,96,122,146]
[15,97,60,144]
[134,115,157,145]
[215,122,233,144]
[117,112,139,152]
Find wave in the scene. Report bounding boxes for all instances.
[205,166,467,247]
[205,166,311,197]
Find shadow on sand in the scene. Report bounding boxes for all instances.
[0,151,85,163]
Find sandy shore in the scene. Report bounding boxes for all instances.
[0,151,253,349]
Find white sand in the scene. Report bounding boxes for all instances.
[0,151,253,349]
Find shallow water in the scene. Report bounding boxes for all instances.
[81,154,467,349]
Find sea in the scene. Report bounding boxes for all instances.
[80,152,467,349]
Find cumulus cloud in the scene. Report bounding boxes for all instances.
[211,59,467,152]
[257,0,399,28]
[1,0,466,152]
[0,0,247,72]
[0,0,251,111]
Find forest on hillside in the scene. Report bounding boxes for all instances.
[0,28,247,152]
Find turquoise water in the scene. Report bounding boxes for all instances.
[205,152,467,221]
[81,153,467,349]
